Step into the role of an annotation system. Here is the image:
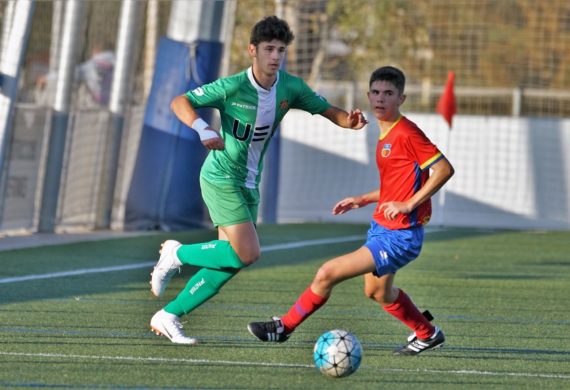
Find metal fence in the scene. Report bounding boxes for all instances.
[1,0,569,235]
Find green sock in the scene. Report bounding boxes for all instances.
[176,240,245,269]
[164,267,239,316]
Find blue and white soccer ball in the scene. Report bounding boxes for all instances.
[313,329,362,378]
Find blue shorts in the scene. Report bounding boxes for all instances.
[363,221,424,277]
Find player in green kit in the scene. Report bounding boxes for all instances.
[149,15,368,344]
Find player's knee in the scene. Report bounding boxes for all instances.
[314,262,337,287]
[363,286,376,301]
[237,248,260,266]
[364,285,397,305]
[364,286,387,304]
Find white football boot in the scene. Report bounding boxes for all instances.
[150,309,197,345]
[150,240,183,297]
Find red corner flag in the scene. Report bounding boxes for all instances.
[436,71,456,129]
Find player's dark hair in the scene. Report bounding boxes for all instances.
[250,16,295,46]
[369,66,406,94]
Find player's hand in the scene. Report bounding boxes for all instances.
[378,201,411,220]
[347,109,368,129]
[332,196,362,215]
[201,129,225,150]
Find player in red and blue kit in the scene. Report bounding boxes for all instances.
[248,66,455,355]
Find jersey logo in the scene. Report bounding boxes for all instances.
[378,250,389,265]
[231,102,256,110]
[252,125,270,142]
[189,278,205,295]
[232,119,252,141]
[381,144,392,158]
[279,99,289,110]
[192,87,205,96]
[232,119,271,142]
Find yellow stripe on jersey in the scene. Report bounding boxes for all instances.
[420,152,443,170]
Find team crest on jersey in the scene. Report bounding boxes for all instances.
[381,144,392,157]
[279,99,289,110]
[192,87,205,96]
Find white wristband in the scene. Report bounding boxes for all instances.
[191,117,218,141]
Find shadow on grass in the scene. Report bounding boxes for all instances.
[0,225,537,306]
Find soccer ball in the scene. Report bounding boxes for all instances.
[313,329,362,378]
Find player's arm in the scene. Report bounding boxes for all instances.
[170,95,224,150]
[320,106,368,130]
[332,189,380,215]
[379,158,455,220]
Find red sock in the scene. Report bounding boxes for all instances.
[281,286,328,333]
[382,289,435,339]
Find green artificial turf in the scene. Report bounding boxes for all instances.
[1,224,569,389]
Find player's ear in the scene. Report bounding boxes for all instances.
[399,93,407,105]
[248,44,257,58]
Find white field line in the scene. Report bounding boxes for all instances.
[0,262,156,284]
[0,351,569,380]
[0,235,364,284]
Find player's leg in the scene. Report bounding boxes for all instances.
[151,267,238,344]
[149,229,250,344]
[365,274,444,355]
[150,237,245,297]
[247,246,376,342]
[217,220,260,265]
[311,246,377,297]
[164,267,238,316]
[283,246,377,331]
[364,272,435,335]
[172,220,260,267]
[150,180,260,344]
[184,177,260,265]
[363,272,398,304]
[151,179,258,297]
[363,222,444,355]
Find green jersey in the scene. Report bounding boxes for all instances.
[185,67,331,189]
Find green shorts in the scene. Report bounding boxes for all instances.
[200,176,260,227]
